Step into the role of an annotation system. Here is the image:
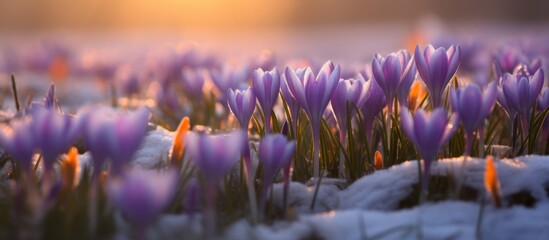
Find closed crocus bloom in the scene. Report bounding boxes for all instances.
[170,117,190,168]
[285,61,340,178]
[258,134,295,213]
[109,168,177,232]
[186,130,244,233]
[253,67,280,133]
[259,134,296,187]
[227,87,256,130]
[210,64,249,102]
[415,44,461,108]
[360,78,386,142]
[180,68,205,99]
[114,65,142,97]
[84,107,149,177]
[330,78,369,143]
[451,82,497,156]
[186,130,244,186]
[31,108,79,173]
[494,46,542,78]
[499,69,544,130]
[400,107,458,196]
[0,117,36,174]
[280,69,306,136]
[372,50,416,113]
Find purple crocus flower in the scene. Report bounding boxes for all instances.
[258,134,295,214]
[360,78,387,143]
[415,44,461,108]
[185,130,244,229]
[494,46,542,78]
[27,83,58,114]
[210,64,249,102]
[227,87,256,185]
[180,68,206,100]
[0,117,36,174]
[372,50,417,113]
[330,78,369,143]
[154,85,182,116]
[83,107,149,177]
[280,69,306,136]
[227,87,256,130]
[450,82,497,156]
[184,179,200,220]
[114,65,141,97]
[285,61,340,178]
[400,107,458,196]
[31,108,79,173]
[253,67,280,133]
[186,130,244,187]
[109,168,177,233]
[498,69,544,131]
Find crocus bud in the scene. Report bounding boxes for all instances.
[227,87,256,130]
[253,67,280,133]
[330,78,369,143]
[171,117,190,168]
[374,151,383,170]
[258,134,296,213]
[62,147,80,191]
[407,80,427,110]
[484,156,501,208]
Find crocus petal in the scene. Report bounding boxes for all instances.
[480,82,498,119]
[459,85,482,132]
[372,58,386,91]
[441,113,459,146]
[517,77,530,116]
[284,67,308,111]
[414,45,429,84]
[529,69,544,105]
[399,106,417,146]
[446,45,461,81]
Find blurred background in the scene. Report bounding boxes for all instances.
[1,0,548,60]
[0,0,548,118]
[0,0,548,31]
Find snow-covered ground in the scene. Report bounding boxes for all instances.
[104,127,549,239]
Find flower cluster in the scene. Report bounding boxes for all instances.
[1,32,549,239]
